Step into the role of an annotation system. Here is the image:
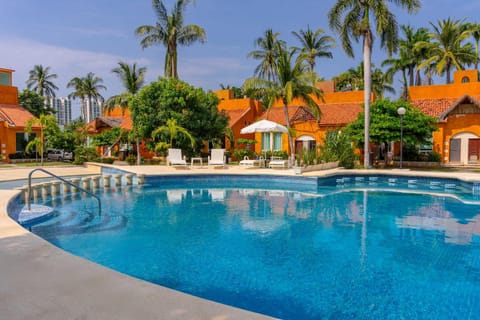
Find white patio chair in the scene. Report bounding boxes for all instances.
[167,148,187,166]
[269,156,289,169]
[208,149,226,167]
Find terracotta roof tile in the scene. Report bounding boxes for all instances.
[220,107,250,127]
[411,95,480,118]
[0,104,38,127]
[259,103,363,126]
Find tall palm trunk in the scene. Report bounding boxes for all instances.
[408,65,415,86]
[363,33,373,168]
[282,100,295,164]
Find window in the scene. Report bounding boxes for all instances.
[15,132,36,152]
[273,133,282,151]
[0,72,11,86]
[262,133,283,151]
[462,76,470,83]
[261,133,270,151]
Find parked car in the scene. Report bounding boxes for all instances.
[47,149,73,161]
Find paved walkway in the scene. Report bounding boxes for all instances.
[1,163,480,320]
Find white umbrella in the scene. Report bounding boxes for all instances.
[240,119,288,134]
[240,120,288,157]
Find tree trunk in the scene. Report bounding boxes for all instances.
[136,137,141,166]
[363,32,373,168]
[283,102,295,165]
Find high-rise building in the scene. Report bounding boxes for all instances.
[47,97,72,127]
[81,98,103,123]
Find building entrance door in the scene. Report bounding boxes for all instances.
[468,138,480,163]
[450,138,461,162]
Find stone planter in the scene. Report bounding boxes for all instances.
[293,161,339,174]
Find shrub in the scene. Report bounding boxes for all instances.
[427,151,441,162]
[233,148,255,161]
[126,154,137,165]
[99,157,116,164]
[318,130,355,169]
[73,146,100,165]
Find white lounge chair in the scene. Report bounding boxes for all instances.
[208,149,226,167]
[239,156,265,168]
[269,156,289,169]
[167,148,187,166]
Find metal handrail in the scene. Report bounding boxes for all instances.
[27,168,102,216]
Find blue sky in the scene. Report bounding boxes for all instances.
[1,0,479,103]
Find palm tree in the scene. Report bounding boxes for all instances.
[152,118,196,152]
[292,26,336,73]
[244,46,323,162]
[247,29,286,82]
[26,65,58,97]
[328,0,421,168]
[382,54,409,99]
[335,63,394,98]
[105,62,146,165]
[382,25,429,99]
[105,62,147,115]
[135,0,206,79]
[67,76,87,119]
[67,73,106,123]
[25,114,59,166]
[417,18,475,84]
[398,25,431,86]
[466,22,480,70]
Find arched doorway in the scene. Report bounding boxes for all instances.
[295,135,316,154]
[449,132,480,164]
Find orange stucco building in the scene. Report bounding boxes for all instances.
[410,70,480,165]
[216,82,370,157]
[0,68,41,162]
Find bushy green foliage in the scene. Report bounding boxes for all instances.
[126,154,137,165]
[18,89,55,117]
[296,149,317,166]
[345,99,437,147]
[130,78,229,157]
[318,130,356,168]
[99,157,116,164]
[73,146,100,165]
[233,148,255,161]
[92,127,127,147]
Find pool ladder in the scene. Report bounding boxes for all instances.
[26,168,102,216]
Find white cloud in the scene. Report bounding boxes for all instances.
[0,36,150,98]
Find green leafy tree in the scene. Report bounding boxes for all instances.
[25,114,60,165]
[130,78,228,156]
[152,118,195,153]
[92,127,128,148]
[135,0,206,79]
[345,99,437,154]
[292,26,336,73]
[244,46,323,159]
[328,0,421,167]
[26,65,58,97]
[18,89,55,117]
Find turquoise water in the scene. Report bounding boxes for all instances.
[18,175,480,319]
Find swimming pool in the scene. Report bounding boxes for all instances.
[11,174,480,319]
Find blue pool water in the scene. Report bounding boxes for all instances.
[14,175,480,319]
